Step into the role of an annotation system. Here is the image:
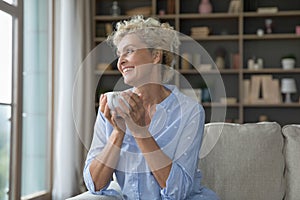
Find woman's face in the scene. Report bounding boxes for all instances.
[116,34,161,87]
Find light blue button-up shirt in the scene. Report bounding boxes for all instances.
[84,85,219,200]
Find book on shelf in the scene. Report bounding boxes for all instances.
[257,7,278,13]
[228,0,241,13]
[190,27,210,38]
[243,79,250,103]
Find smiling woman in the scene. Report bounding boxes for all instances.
[83,15,219,200]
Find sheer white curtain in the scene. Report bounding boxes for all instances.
[52,0,94,199]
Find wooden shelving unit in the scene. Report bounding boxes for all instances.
[92,0,300,125]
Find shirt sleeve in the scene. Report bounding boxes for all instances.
[83,111,121,197]
[160,105,205,199]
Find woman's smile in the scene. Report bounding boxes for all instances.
[122,66,135,74]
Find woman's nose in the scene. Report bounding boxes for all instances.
[117,55,126,68]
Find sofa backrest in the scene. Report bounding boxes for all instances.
[199,122,285,200]
[282,124,300,200]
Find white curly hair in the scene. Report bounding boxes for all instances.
[107,15,180,69]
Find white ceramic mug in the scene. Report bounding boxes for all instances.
[105,91,129,113]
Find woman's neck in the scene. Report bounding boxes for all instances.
[134,84,171,107]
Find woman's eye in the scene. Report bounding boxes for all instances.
[116,48,135,57]
[126,48,135,55]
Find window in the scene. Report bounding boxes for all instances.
[0,6,14,200]
[21,0,52,197]
[0,0,53,199]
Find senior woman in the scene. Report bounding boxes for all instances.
[83,15,219,200]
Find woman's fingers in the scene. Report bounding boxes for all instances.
[100,94,114,123]
[103,104,112,120]
[99,94,107,113]
[111,110,126,132]
[121,91,142,111]
[117,98,131,117]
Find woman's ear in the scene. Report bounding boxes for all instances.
[152,50,163,64]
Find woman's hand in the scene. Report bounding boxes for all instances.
[116,91,151,136]
[99,94,126,132]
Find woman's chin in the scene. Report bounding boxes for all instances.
[123,78,135,86]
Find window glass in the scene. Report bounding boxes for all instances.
[0,10,12,104]
[0,10,13,200]
[0,105,11,200]
[21,0,50,196]
[2,0,14,5]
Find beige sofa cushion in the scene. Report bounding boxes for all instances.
[282,125,300,200]
[66,191,119,200]
[67,180,121,200]
[199,122,285,200]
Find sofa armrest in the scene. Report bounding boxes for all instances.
[66,191,119,200]
[67,180,121,200]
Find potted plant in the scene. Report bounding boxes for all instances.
[281,54,296,70]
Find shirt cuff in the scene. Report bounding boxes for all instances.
[83,164,121,197]
[160,162,192,199]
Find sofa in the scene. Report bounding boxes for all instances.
[67,122,300,200]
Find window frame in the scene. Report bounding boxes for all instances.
[0,0,54,199]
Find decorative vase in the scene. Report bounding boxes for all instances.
[199,0,212,14]
[215,56,225,69]
[201,88,211,102]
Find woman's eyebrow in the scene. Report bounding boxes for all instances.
[117,44,136,55]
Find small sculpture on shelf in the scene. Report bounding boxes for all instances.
[110,1,121,16]
[247,57,263,70]
[259,115,268,122]
[265,18,273,34]
[256,28,264,37]
[247,75,281,104]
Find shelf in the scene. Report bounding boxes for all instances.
[95,70,121,75]
[186,35,239,41]
[243,10,300,17]
[94,15,148,21]
[179,13,239,19]
[94,37,107,42]
[244,103,300,108]
[179,69,239,74]
[179,34,239,41]
[156,14,177,19]
[243,34,300,40]
[243,68,300,74]
[202,102,240,107]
